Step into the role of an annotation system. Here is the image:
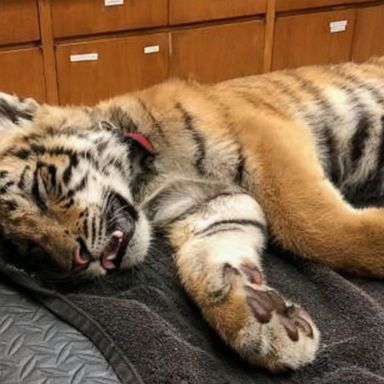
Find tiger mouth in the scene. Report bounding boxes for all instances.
[73,229,132,272]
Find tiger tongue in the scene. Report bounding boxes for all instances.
[101,257,116,270]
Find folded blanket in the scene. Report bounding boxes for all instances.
[1,235,383,384]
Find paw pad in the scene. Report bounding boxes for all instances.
[245,285,314,341]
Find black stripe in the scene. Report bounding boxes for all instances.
[0,170,8,179]
[196,227,243,238]
[0,181,14,195]
[62,198,75,209]
[175,102,206,175]
[346,116,384,205]
[109,106,139,132]
[63,154,79,185]
[72,175,88,194]
[48,165,57,190]
[30,144,46,156]
[91,215,97,246]
[284,70,335,124]
[350,116,371,170]
[80,208,89,239]
[377,116,384,170]
[0,99,19,124]
[4,200,18,211]
[98,216,104,239]
[332,67,384,106]
[138,99,168,143]
[165,192,247,226]
[23,133,44,143]
[17,165,30,190]
[268,76,302,105]
[234,148,246,185]
[235,90,286,117]
[11,148,30,160]
[196,219,265,237]
[31,169,47,211]
[321,126,341,184]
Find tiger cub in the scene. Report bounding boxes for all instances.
[1,58,384,372]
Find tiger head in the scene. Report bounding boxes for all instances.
[0,93,153,284]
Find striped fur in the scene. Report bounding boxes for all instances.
[2,58,384,371]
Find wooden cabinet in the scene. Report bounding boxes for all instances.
[272,9,356,70]
[170,21,265,83]
[276,0,371,11]
[352,4,384,62]
[56,33,169,105]
[169,0,266,25]
[51,0,168,38]
[0,0,40,46]
[0,48,45,101]
[1,0,384,105]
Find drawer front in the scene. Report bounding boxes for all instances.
[352,4,384,62]
[170,21,265,83]
[276,0,371,11]
[169,0,267,25]
[0,48,45,101]
[56,33,169,105]
[0,0,40,45]
[51,0,168,38]
[272,10,355,70]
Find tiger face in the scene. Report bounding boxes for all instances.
[0,102,152,282]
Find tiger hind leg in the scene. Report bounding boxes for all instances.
[235,113,384,278]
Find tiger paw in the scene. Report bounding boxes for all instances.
[200,263,320,372]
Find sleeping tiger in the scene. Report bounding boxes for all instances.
[1,58,384,372]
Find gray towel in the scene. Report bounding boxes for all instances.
[55,238,384,383]
[1,236,384,384]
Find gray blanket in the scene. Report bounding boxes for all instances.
[1,235,383,384]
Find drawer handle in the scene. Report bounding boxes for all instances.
[104,0,124,6]
[70,53,99,63]
[329,20,348,33]
[144,45,160,54]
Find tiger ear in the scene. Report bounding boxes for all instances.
[98,120,117,132]
[0,92,39,133]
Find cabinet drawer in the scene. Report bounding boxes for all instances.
[272,10,355,70]
[56,33,169,105]
[352,4,384,62]
[170,21,265,83]
[51,0,168,38]
[0,48,45,101]
[276,0,371,12]
[0,0,40,45]
[170,0,266,25]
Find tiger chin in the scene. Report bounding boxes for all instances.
[2,58,384,372]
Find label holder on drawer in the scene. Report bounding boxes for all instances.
[144,45,160,54]
[70,53,99,63]
[329,20,348,33]
[104,0,124,6]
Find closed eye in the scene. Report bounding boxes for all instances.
[31,166,48,211]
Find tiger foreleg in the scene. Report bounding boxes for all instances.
[144,179,320,371]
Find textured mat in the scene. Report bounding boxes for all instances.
[0,282,120,384]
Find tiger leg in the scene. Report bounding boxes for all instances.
[144,179,320,371]
[234,113,384,278]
